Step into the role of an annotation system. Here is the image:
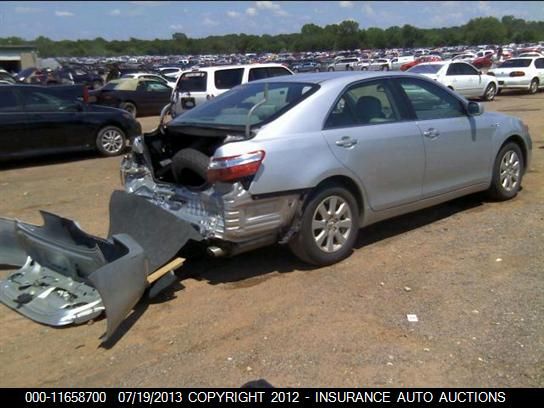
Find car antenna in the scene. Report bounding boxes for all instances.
[245,83,268,139]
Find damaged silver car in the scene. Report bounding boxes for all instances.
[0,72,532,340]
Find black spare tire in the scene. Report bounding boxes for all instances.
[171,148,210,190]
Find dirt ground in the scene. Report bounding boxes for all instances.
[0,91,542,388]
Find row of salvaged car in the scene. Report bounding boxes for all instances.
[1,56,543,162]
[0,69,533,340]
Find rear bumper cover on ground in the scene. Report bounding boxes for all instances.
[0,190,202,342]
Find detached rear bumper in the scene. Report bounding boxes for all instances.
[0,190,202,342]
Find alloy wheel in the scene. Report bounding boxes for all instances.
[499,150,521,192]
[100,129,124,154]
[311,195,353,253]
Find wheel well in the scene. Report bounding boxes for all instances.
[502,135,528,173]
[314,176,364,218]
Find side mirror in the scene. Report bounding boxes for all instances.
[467,101,484,116]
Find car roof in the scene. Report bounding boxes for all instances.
[186,63,290,73]
[254,71,431,87]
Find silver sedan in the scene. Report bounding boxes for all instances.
[123,71,533,266]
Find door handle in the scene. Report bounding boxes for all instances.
[335,136,358,148]
[423,128,440,139]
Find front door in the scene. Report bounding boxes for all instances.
[0,87,28,158]
[395,77,494,198]
[321,79,425,211]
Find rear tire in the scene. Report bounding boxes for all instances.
[289,184,359,266]
[529,78,539,94]
[96,126,127,156]
[120,101,137,118]
[487,142,524,201]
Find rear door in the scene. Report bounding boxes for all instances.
[0,87,28,158]
[140,81,172,114]
[394,77,494,197]
[321,79,425,211]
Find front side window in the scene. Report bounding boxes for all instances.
[397,78,466,121]
[534,58,544,69]
[146,81,170,92]
[215,68,244,89]
[267,67,292,78]
[22,89,77,112]
[325,80,400,129]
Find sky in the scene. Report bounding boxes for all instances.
[0,1,543,41]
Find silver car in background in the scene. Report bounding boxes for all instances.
[122,71,532,266]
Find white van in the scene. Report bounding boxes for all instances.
[170,63,293,117]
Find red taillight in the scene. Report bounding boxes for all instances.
[82,86,89,103]
[510,71,525,77]
[207,151,265,183]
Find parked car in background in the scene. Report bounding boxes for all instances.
[120,72,176,88]
[408,61,498,100]
[327,57,360,71]
[57,67,104,89]
[90,78,172,117]
[356,59,371,71]
[472,54,494,70]
[291,61,321,73]
[158,67,185,79]
[0,69,16,85]
[452,53,477,62]
[122,71,531,267]
[0,85,141,160]
[390,56,415,70]
[14,67,61,85]
[517,52,544,58]
[170,63,293,117]
[488,57,544,94]
[367,58,392,71]
[400,55,442,71]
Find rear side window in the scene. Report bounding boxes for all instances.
[248,68,268,81]
[0,88,20,112]
[21,89,77,112]
[267,67,292,78]
[214,68,244,90]
[178,72,207,92]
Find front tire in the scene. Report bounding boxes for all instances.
[96,126,127,156]
[289,184,359,266]
[487,142,524,201]
[483,82,497,101]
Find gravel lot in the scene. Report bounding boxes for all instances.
[0,91,542,387]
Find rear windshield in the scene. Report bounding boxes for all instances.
[177,72,207,92]
[170,81,319,128]
[409,64,443,74]
[499,59,532,68]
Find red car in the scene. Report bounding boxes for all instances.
[400,55,442,71]
[472,55,494,69]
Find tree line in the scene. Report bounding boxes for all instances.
[0,16,542,57]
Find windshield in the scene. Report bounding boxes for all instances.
[409,64,443,74]
[171,81,319,128]
[499,59,532,68]
[17,68,35,78]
